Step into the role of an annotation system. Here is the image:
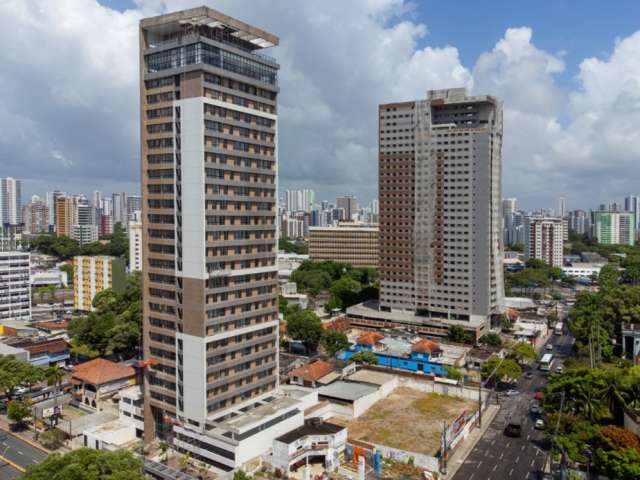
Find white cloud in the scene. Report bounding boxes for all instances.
[1,1,640,210]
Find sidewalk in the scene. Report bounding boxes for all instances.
[0,415,52,454]
[443,403,500,479]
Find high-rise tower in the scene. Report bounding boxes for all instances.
[140,7,283,465]
[378,88,504,331]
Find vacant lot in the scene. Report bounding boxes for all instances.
[342,387,475,456]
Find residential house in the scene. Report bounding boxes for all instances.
[71,358,136,410]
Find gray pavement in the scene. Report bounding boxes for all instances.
[0,429,48,470]
[452,332,574,480]
[0,463,21,480]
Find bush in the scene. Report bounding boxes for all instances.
[39,429,65,450]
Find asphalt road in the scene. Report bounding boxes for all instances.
[0,429,48,478]
[452,332,574,480]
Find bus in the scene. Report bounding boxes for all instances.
[539,353,554,372]
[554,322,564,335]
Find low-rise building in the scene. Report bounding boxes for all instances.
[117,385,144,437]
[280,282,309,309]
[30,268,69,288]
[288,360,334,388]
[309,225,378,268]
[21,338,69,366]
[339,332,447,377]
[71,358,136,410]
[272,419,347,474]
[0,342,30,362]
[0,251,31,322]
[73,256,126,311]
[83,419,137,451]
[561,262,604,279]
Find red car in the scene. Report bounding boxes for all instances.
[534,391,544,402]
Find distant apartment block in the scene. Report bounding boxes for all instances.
[128,220,142,272]
[55,196,75,237]
[309,224,378,268]
[0,251,31,322]
[73,256,126,311]
[524,216,564,268]
[71,225,99,245]
[336,195,358,221]
[22,201,49,234]
[0,178,22,226]
[592,211,636,246]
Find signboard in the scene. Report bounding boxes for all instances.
[42,405,62,418]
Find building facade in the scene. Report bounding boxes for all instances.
[72,225,99,245]
[592,211,636,246]
[73,256,126,311]
[524,216,564,268]
[22,201,49,234]
[0,251,31,322]
[55,196,75,237]
[378,88,504,330]
[0,178,22,226]
[308,225,378,268]
[140,7,285,468]
[128,220,143,272]
[336,195,358,221]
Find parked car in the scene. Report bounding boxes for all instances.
[505,389,520,396]
[535,418,545,429]
[530,404,541,415]
[524,371,534,379]
[555,365,564,373]
[546,344,554,351]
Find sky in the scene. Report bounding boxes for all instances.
[3,0,640,212]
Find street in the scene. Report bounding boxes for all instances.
[452,332,574,480]
[0,429,48,479]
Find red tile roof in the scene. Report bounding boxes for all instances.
[357,332,384,346]
[35,321,69,330]
[72,358,135,386]
[23,339,68,355]
[288,360,334,382]
[411,339,440,354]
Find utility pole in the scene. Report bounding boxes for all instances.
[478,355,505,428]
[543,390,566,477]
[441,420,448,475]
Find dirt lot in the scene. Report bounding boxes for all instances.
[340,387,475,456]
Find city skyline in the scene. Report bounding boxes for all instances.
[4,1,640,210]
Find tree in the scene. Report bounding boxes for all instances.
[22,448,144,480]
[510,342,537,364]
[0,356,45,398]
[600,425,640,451]
[328,276,362,311]
[278,238,308,254]
[158,441,170,463]
[59,263,74,286]
[479,333,502,347]
[598,264,619,291]
[481,356,522,382]
[447,325,474,344]
[39,429,65,450]
[321,330,350,357]
[8,398,32,429]
[445,366,463,381]
[233,471,252,480]
[67,272,142,359]
[349,351,378,365]
[179,452,191,472]
[286,308,324,353]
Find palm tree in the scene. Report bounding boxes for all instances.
[574,386,600,422]
[45,365,65,395]
[599,373,629,419]
[158,441,170,463]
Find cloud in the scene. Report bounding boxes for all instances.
[1,1,640,210]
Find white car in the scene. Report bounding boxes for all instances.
[505,389,520,396]
[535,418,545,429]
[555,365,564,373]
[546,344,554,351]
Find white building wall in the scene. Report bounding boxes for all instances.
[0,252,31,322]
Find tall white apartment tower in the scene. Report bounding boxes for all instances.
[1,178,22,226]
[379,88,504,330]
[140,8,296,471]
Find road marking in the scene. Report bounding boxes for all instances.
[499,453,504,460]
[531,459,535,468]
[492,464,497,472]
[17,450,24,455]
[521,444,526,451]
[527,434,530,440]
[506,442,511,448]
[516,455,520,463]
[509,468,514,476]
[469,474,474,480]
[491,439,495,446]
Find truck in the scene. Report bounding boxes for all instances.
[504,418,523,437]
[554,322,564,335]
